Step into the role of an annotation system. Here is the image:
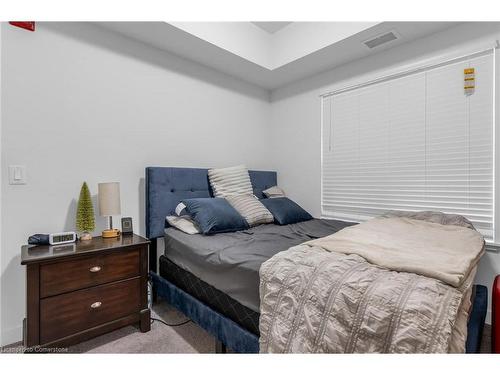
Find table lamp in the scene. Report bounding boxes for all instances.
[98,182,121,238]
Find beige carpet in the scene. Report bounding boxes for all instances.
[2,300,493,353]
[69,300,216,353]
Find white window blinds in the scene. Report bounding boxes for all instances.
[321,52,494,239]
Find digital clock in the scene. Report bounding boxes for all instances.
[49,231,77,245]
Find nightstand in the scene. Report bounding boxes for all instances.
[21,234,151,348]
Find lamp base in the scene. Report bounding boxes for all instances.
[102,229,121,238]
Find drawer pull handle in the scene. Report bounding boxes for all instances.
[89,266,101,273]
[90,301,102,309]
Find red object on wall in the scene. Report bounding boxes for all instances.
[9,22,35,32]
[493,275,500,353]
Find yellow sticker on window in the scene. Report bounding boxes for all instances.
[464,68,475,95]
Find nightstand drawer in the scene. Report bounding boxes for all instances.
[40,249,140,298]
[40,277,141,344]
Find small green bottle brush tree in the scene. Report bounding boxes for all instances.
[76,182,95,240]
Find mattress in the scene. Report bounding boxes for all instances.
[159,255,261,335]
[163,218,355,312]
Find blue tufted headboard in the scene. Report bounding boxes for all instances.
[145,167,277,240]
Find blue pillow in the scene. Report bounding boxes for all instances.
[260,197,313,225]
[182,198,249,234]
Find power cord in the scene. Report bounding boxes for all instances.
[151,316,192,327]
[148,278,192,327]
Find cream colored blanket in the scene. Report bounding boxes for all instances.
[259,216,485,353]
[307,217,484,289]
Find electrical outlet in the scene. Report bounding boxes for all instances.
[9,165,27,185]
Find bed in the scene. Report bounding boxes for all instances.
[145,166,488,353]
[162,218,355,336]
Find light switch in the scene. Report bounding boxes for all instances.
[9,165,27,185]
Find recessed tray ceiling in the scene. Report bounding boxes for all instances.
[95,22,461,90]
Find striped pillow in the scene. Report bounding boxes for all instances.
[226,194,274,227]
[208,165,253,198]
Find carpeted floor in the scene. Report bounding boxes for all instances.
[480,323,492,353]
[69,300,217,353]
[2,300,494,353]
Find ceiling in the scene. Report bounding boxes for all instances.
[251,22,292,34]
[96,22,461,91]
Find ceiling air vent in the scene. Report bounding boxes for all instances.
[363,30,399,49]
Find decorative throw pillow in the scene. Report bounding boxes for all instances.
[261,197,313,225]
[182,197,249,235]
[263,186,286,199]
[166,215,200,235]
[226,194,274,227]
[208,165,253,198]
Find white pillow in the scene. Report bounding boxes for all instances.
[226,194,274,227]
[263,186,286,199]
[166,215,200,235]
[208,165,253,198]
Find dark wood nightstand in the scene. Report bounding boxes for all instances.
[21,234,151,348]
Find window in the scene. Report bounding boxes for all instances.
[321,52,494,239]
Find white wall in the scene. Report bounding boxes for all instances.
[269,22,500,322]
[0,22,271,345]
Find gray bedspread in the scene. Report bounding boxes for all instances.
[164,219,355,312]
[259,216,484,353]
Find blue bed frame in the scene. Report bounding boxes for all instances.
[145,166,487,353]
[145,166,276,353]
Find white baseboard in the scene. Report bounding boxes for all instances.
[1,324,22,347]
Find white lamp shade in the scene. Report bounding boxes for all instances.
[98,182,121,216]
